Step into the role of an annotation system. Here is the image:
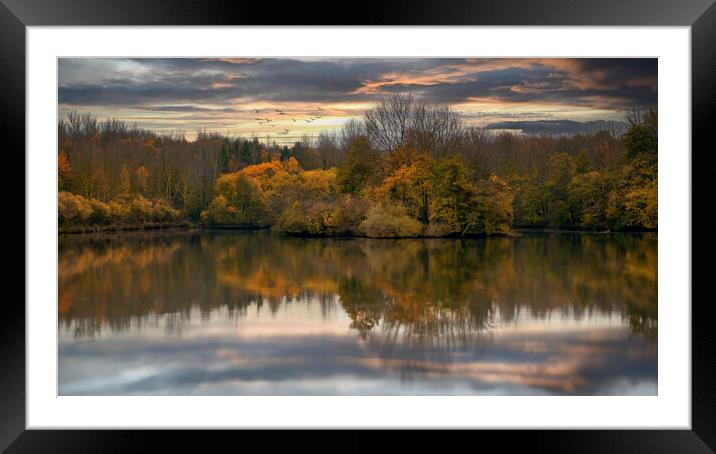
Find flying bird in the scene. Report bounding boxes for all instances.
[254,109,261,114]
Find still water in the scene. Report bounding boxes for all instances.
[58,230,657,395]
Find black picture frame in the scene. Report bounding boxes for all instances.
[3,0,713,451]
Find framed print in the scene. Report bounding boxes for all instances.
[5,0,714,450]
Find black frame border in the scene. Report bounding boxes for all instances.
[2,0,714,451]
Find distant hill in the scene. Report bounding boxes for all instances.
[485,120,628,136]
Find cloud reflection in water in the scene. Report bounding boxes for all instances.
[58,230,657,395]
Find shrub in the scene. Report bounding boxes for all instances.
[58,191,93,225]
[424,222,452,237]
[326,195,369,234]
[87,198,111,225]
[202,195,229,224]
[108,199,129,224]
[275,201,333,235]
[127,195,154,224]
[359,201,423,238]
[150,198,181,222]
[59,191,182,229]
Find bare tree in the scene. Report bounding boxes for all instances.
[364,93,466,157]
[339,119,366,150]
[407,103,465,158]
[316,131,341,167]
[365,93,416,153]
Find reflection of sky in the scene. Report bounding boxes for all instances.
[59,302,657,396]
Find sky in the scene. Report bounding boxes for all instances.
[58,58,657,142]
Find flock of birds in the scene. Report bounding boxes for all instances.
[253,107,324,134]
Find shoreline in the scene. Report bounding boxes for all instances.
[59,222,657,238]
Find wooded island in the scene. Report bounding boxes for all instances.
[58,94,657,236]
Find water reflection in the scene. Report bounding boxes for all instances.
[58,230,657,395]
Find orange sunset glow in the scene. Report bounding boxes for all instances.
[58,57,656,142]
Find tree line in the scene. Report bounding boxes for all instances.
[58,94,657,235]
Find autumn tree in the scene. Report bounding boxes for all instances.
[119,164,132,196]
[337,136,381,194]
[568,171,612,229]
[470,175,514,235]
[430,156,474,232]
[57,104,657,234]
[58,151,72,190]
[135,166,149,195]
[202,173,267,225]
[377,148,433,223]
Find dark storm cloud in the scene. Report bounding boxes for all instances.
[58,57,471,106]
[58,58,657,116]
[407,62,656,110]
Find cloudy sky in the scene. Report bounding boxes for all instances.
[58,58,657,142]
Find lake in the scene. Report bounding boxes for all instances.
[58,230,657,395]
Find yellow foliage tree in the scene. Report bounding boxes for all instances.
[119,164,132,196]
[135,166,149,194]
[284,156,302,174]
[377,150,433,222]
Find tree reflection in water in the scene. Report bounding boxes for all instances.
[58,230,657,394]
[59,230,657,348]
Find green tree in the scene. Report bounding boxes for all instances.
[544,152,575,227]
[568,171,612,229]
[337,136,381,194]
[469,175,514,235]
[430,156,473,233]
[575,149,591,174]
[624,107,657,160]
